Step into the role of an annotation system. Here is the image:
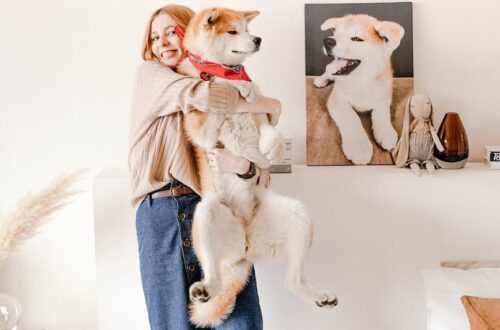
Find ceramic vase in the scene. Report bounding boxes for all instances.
[434,112,469,169]
[0,292,21,330]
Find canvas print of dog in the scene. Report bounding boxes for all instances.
[177,7,337,328]
[305,3,414,165]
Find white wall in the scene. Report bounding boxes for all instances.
[0,0,499,328]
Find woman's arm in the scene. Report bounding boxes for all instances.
[236,96,282,126]
[135,61,240,117]
[135,62,281,124]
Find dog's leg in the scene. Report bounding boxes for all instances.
[217,79,260,103]
[313,71,333,88]
[328,96,373,165]
[190,194,246,304]
[371,104,398,151]
[199,112,225,150]
[249,190,338,309]
[219,113,270,168]
[256,114,285,165]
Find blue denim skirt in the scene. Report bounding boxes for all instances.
[136,180,263,330]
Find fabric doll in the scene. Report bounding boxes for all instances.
[392,94,444,176]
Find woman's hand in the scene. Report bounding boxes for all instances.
[206,148,250,175]
[236,96,282,126]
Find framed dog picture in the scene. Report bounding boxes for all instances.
[305,2,413,165]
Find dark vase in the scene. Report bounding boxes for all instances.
[434,112,469,169]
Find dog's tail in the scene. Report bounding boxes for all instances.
[189,260,252,328]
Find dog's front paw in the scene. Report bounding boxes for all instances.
[189,281,211,303]
[374,126,398,151]
[315,292,338,309]
[314,76,330,88]
[342,134,373,165]
[260,129,285,165]
[245,83,260,103]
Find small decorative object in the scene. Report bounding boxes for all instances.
[269,138,292,173]
[484,146,500,169]
[0,170,84,267]
[434,112,469,169]
[0,292,21,330]
[392,94,444,176]
[0,170,84,330]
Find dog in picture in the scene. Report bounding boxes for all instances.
[314,14,404,165]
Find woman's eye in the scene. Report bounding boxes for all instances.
[351,37,364,42]
[227,31,238,35]
[151,36,159,42]
[167,30,176,37]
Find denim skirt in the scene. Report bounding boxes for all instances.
[135,180,263,330]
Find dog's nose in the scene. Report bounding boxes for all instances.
[323,38,336,50]
[253,37,262,47]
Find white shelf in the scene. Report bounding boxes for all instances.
[93,162,500,330]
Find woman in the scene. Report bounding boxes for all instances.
[128,4,281,330]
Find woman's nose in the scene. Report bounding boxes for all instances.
[160,34,170,46]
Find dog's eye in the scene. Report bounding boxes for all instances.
[351,37,364,42]
[228,31,238,35]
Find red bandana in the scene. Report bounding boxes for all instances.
[174,25,185,41]
[187,53,252,82]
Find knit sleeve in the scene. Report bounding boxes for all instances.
[135,61,240,118]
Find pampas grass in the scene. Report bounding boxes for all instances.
[0,170,86,267]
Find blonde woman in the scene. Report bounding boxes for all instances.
[129,4,280,330]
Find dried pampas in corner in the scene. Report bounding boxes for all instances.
[0,170,86,267]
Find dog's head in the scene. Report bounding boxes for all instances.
[320,14,404,76]
[183,7,261,65]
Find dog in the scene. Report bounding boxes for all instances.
[177,7,338,328]
[314,14,404,165]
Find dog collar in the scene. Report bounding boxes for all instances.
[187,52,252,82]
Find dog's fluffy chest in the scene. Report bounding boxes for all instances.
[335,71,392,111]
[215,173,259,221]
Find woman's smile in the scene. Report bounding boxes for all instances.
[161,49,178,58]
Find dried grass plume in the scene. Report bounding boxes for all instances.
[0,170,86,267]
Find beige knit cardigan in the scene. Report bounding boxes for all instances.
[128,61,241,207]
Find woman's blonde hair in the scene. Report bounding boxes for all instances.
[141,4,195,61]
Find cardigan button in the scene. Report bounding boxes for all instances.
[178,213,186,221]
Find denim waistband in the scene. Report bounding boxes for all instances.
[152,179,186,194]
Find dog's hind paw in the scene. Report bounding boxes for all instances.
[189,282,211,303]
[315,293,338,309]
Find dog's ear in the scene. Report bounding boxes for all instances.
[202,8,220,26]
[241,10,260,23]
[374,21,405,52]
[320,17,341,31]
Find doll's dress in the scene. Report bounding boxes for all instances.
[404,131,439,168]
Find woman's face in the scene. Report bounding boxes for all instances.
[150,13,184,67]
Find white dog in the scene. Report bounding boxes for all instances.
[314,14,404,165]
[177,7,338,328]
